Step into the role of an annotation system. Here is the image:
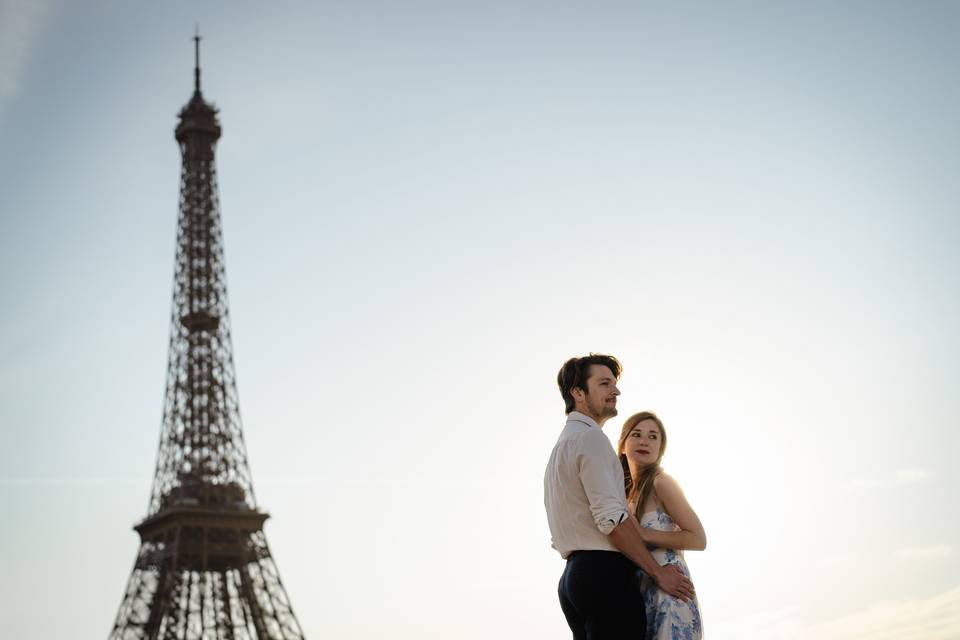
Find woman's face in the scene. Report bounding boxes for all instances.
[622,418,662,468]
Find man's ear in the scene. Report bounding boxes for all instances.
[571,387,585,403]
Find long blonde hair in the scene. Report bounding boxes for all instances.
[617,411,667,518]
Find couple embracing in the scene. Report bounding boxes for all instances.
[544,354,706,640]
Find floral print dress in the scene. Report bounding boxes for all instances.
[639,508,703,640]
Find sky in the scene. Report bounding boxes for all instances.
[1,1,959,638]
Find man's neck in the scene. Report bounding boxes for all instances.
[570,409,605,428]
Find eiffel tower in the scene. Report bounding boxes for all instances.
[109,36,306,640]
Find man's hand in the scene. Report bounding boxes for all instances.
[653,564,695,602]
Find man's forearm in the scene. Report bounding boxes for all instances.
[607,515,663,578]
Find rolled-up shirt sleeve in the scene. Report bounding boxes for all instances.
[577,428,630,535]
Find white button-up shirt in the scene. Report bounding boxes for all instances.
[544,411,630,559]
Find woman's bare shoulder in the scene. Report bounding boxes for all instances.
[653,471,685,495]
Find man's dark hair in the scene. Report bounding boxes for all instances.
[557,354,622,415]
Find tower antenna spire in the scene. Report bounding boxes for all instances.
[193,26,201,93]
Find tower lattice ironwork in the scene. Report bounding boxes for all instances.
[109,37,306,640]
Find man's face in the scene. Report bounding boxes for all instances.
[578,364,620,422]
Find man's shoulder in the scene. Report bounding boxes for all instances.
[555,419,590,443]
[559,420,612,452]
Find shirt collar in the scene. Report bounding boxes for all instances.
[566,411,599,430]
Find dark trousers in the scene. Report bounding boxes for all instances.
[558,550,646,640]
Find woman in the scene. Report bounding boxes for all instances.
[618,411,705,640]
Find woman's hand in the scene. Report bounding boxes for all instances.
[636,525,650,543]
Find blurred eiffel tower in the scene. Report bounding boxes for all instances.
[109,35,305,640]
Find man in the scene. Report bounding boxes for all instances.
[544,354,694,639]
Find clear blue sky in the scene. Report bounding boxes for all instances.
[1,1,958,638]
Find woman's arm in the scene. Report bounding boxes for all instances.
[639,473,707,551]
